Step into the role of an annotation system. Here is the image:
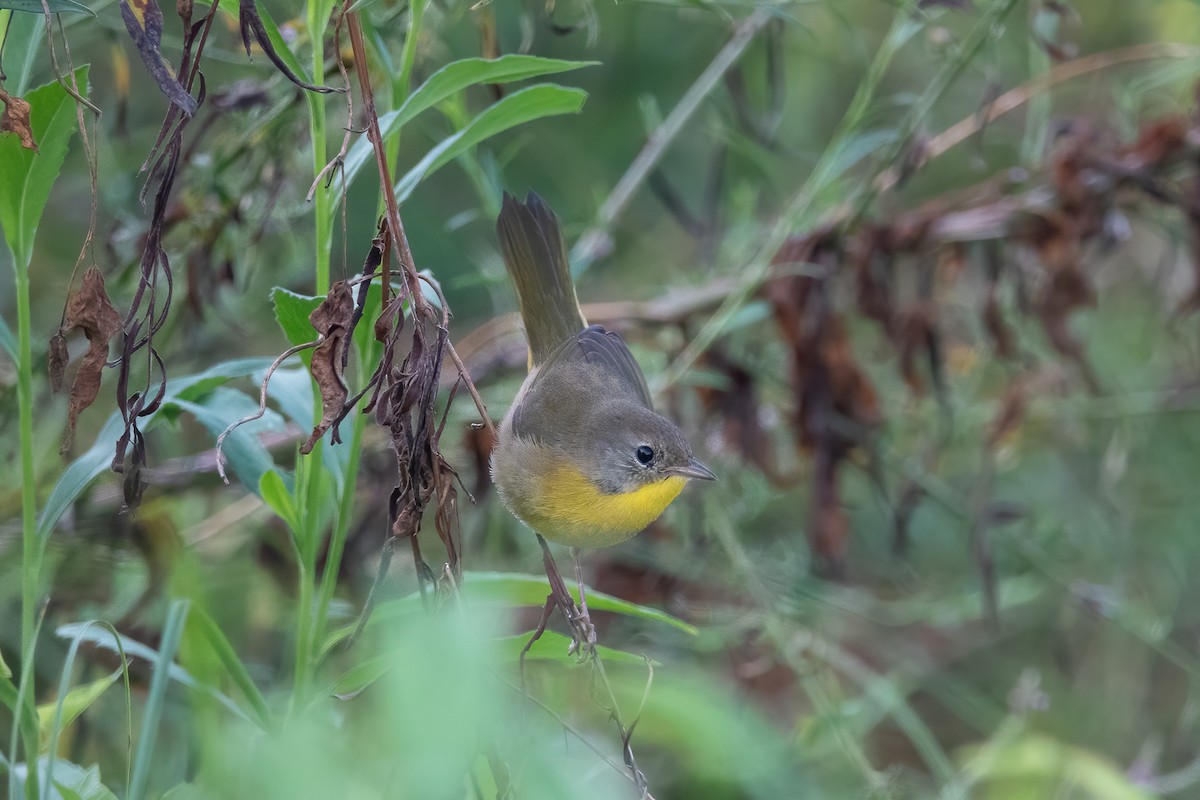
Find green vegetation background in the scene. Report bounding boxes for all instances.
[3,0,1200,798]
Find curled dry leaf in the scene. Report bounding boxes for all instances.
[0,87,37,152]
[300,281,354,455]
[238,0,344,95]
[59,267,123,454]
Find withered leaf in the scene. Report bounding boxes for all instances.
[119,0,199,116]
[48,331,68,393]
[61,267,123,454]
[238,0,344,95]
[0,87,37,152]
[300,281,354,455]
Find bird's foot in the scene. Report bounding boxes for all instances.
[566,601,598,657]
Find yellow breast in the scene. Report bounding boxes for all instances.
[526,464,687,549]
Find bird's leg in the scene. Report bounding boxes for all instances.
[535,535,595,656]
[570,546,597,651]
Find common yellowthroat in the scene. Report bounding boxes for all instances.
[490,192,715,550]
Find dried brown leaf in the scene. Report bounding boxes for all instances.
[300,281,354,455]
[0,87,37,152]
[60,267,123,454]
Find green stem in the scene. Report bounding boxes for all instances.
[288,449,319,714]
[308,3,332,295]
[13,253,38,663]
[291,1,334,714]
[13,252,39,800]
[292,560,314,710]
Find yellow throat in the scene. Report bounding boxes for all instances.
[526,463,687,549]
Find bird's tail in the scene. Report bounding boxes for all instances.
[496,192,587,366]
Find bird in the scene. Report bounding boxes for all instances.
[489,191,715,648]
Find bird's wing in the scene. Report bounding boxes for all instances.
[512,325,653,439]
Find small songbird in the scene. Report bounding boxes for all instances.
[490,192,715,554]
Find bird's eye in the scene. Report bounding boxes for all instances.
[636,445,655,466]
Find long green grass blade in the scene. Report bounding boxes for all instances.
[342,55,595,188]
[187,609,274,731]
[128,600,189,800]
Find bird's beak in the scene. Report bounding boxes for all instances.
[669,457,717,481]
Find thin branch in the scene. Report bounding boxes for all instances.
[344,6,427,317]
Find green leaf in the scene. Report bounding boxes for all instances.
[325,631,649,701]
[38,413,124,542]
[959,732,1153,799]
[55,622,253,725]
[323,571,697,653]
[342,56,596,187]
[10,760,118,800]
[0,646,10,679]
[393,84,588,205]
[258,469,298,532]
[38,359,274,542]
[43,620,131,800]
[37,671,121,749]
[0,675,39,768]
[0,9,44,95]
[459,572,697,634]
[271,287,321,354]
[128,600,188,800]
[167,357,277,403]
[0,0,94,14]
[0,65,88,268]
[271,282,385,360]
[185,608,273,731]
[169,390,283,495]
[325,654,392,700]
